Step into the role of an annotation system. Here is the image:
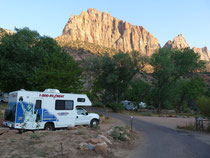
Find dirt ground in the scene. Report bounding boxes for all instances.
[0,117,139,158]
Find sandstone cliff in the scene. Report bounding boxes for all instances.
[192,46,210,61]
[0,28,14,40]
[56,8,160,56]
[164,34,210,61]
[163,34,190,49]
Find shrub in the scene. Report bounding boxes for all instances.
[30,133,41,140]
[177,123,196,131]
[107,102,124,112]
[197,96,210,117]
[110,126,130,141]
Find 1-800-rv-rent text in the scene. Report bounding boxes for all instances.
[3,89,100,130]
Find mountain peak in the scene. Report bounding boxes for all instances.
[56,8,160,56]
[164,34,189,50]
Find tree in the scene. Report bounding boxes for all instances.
[87,51,147,104]
[174,76,207,112]
[150,48,205,113]
[197,96,210,117]
[125,80,151,104]
[0,28,82,92]
[150,48,175,113]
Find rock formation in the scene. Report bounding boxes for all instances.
[56,8,160,56]
[0,28,14,41]
[192,46,210,61]
[163,34,189,50]
[164,34,210,61]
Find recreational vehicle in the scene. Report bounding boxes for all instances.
[3,89,100,130]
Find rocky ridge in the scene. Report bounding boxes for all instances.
[56,8,160,56]
[164,34,210,61]
[0,28,14,41]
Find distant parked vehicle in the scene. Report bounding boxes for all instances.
[0,93,9,102]
[120,100,136,111]
[138,102,147,109]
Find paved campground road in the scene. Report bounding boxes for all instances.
[89,108,210,158]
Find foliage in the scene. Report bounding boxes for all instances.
[150,48,205,113]
[197,96,210,117]
[87,51,148,103]
[110,126,130,141]
[174,76,207,112]
[125,80,151,104]
[107,102,124,112]
[0,28,82,93]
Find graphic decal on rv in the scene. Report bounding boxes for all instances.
[43,109,57,122]
[57,112,69,116]
[16,97,40,125]
[16,97,57,124]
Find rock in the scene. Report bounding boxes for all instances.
[124,135,130,141]
[164,35,210,62]
[88,138,100,144]
[95,142,108,155]
[97,135,112,145]
[87,143,95,150]
[164,34,190,50]
[79,142,88,151]
[106,129,113,135]
[55,8,160,56]
[192,46,210,61]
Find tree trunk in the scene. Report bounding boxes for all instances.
[157,90,161,114]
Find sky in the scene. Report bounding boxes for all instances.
[0,0,210,48]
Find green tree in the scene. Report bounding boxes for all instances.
[87,51,147,104]
[174,76,207,112]
[150,48,205,113]
[197,96,210,117]
[125,80,151,104]
[0,28,82,92]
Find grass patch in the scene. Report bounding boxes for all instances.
[177,123,196,131]
[30,133,41,140]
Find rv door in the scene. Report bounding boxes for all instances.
[33,98,43,128]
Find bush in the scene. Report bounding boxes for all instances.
[197,96,210,117]
[110,126,130,141]
[107,102,124,112]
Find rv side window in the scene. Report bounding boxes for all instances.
[55,100,74,110]
[35,100,42,109]
[77,98,85,102]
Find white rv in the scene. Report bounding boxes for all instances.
[3,89,100,130]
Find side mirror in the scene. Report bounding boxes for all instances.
[86,112,88,115]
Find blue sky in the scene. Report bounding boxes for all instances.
[0,0,210,48]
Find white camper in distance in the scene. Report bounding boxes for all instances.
[3,89,100,130]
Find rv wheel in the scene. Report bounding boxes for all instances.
[44,123,54,131]
[90,119,99,127]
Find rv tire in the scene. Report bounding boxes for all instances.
[90,119,99,127]
[44,123,54,131]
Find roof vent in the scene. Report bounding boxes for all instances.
[44,89,60,93]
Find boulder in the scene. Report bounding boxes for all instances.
[79,142,88,151]
[88,138,100,144]
[87,143,95,150]
[95,142,108,155]
[97,135,112,145]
